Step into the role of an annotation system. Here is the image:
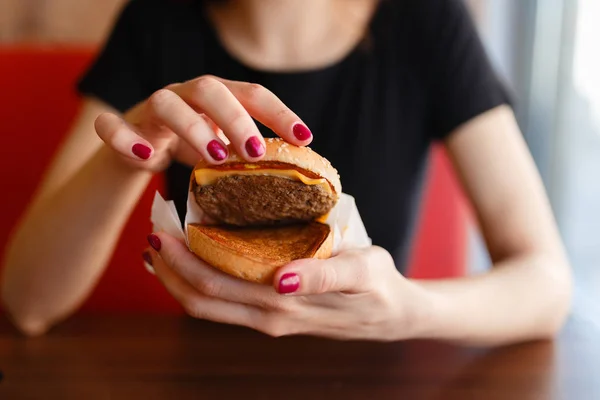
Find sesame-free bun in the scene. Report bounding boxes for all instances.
[187,222,333,284]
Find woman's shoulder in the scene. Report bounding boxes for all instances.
[371,0,475,55]
[374,0,484,67]
[380,0,474,32]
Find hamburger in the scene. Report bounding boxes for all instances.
[187,137,341,284]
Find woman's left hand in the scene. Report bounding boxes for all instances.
[145,232,434,341]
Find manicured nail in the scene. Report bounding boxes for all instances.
[278,273,300,294]
[245,136,265,158]
[147,234,161,251]
[142,251,155,274]
[142,250,153,266]
[207,140,228,161]
[132,143,151,160]
[292,123,312,141]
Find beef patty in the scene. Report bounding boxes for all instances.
[194,175,336,226]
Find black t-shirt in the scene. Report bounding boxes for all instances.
[78,0,511,269]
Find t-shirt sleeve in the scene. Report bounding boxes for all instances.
[422,0,514,140]
[77,0,152,112]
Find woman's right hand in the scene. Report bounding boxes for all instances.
[94,75,313,171]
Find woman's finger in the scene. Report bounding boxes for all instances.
[147,88,229,163]
[146,248,263,329]
[171,140,205,168]
[272,248,389,296]
[215,77,313,145]
[173,76,266,161]
[147,232,292,311]
[95,112,154,161]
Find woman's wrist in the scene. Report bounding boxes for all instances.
[388,278,450,341]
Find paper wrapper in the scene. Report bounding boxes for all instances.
[150,189,372,257]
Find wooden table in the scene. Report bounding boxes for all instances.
[0,314,598,399]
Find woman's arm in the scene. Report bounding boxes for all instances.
[416,105,572,345]
[1,98,153,336]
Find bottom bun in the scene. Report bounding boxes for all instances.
[187,222,333,284]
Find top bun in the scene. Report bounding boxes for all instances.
[193,138,342,196]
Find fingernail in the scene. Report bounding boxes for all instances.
[147,234,161,251]
[207,140,228,161]
[142,251,155,275]
[142,250,153,266]
[292,123,312,141]
[245,136,265,158]
[278,273,300,294]
[132,143,151,160]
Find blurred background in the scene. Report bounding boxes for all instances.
[1,0,598,321]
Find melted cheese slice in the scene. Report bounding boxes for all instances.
[194,168,332,194]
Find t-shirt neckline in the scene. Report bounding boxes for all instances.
[195,0,386,78]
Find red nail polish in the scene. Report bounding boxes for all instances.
[207,140,228,161]
[142,251,153,266]
[147,234,161,251]
[292,123,312,141]
[245,136,265,158]
[132,143,152,160]
[278,273,300,294]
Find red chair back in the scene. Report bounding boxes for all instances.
[0,46,467,315]
[0,46,182,313]
[407,145,469,279]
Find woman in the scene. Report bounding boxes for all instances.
[1,0,571,343]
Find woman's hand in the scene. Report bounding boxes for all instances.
[144,232,434,341]
[94,75,313,171]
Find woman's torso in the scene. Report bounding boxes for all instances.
[162,1,433,269]
[78,0,509,271]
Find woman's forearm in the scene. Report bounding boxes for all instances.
[413,252,572,346]
[1,145,152,335]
